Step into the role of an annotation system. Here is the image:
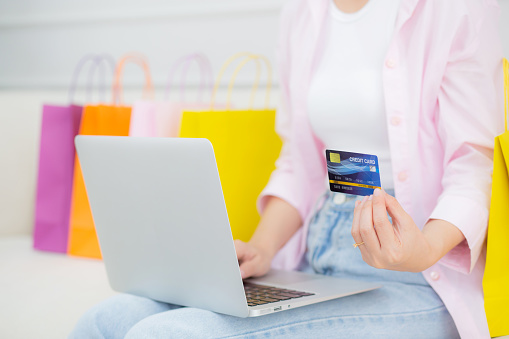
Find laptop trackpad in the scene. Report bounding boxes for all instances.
[246,269,322,287]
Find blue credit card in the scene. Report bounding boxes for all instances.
[326,150,381,196]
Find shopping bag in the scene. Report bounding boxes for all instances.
[129,53,214,138]
[33,54,114,253]
[179,53,282,242]
[483,58,509,337]
[67,54,153,259]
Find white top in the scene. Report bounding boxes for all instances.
[307,0,401,189]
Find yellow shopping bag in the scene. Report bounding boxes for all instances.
[179,53,282,242]
[483,58,509,337]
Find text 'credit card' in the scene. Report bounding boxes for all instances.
[326,150,381,196]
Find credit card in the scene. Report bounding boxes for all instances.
[326,150,381,196]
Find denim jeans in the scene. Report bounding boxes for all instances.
[69,191,460,339]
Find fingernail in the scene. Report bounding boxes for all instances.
[355,200,361,208]
[374,188,381,196]
[361,195,369,203]
[368,195,373,201]
[240,270,246,279]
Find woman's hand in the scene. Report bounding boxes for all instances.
[351,188,436,272]
[233,195,303,280]
[234,240,273,279]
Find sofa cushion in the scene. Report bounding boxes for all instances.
[0,235,116,339]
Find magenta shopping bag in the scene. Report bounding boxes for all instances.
[129,53,214,137]
[33,54,114,253]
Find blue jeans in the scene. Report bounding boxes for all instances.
[69,191,460,338]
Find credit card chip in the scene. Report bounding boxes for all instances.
[329,153,341,163]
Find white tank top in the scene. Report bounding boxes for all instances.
[307,0,401,189]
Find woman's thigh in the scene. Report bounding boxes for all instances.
[124,283,459,339]
[69,294,181,339]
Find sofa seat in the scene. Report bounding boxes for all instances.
[0,235,116,339]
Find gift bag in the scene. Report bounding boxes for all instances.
[129,53,214,138]
[33,54,114,253]
[179,53,282,242]
[67,54,153,259]
[483,58,509,337]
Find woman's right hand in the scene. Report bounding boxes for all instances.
[234,240,273,279]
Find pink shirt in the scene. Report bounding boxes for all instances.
[257,0,504,338]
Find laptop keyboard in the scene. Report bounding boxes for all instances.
[243,282,315,307]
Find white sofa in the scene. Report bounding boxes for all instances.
[0,90,117,339]
[0,236,116,339]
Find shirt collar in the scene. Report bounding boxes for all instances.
[306,0,420,32]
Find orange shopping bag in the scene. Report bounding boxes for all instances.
[67,54,154,259]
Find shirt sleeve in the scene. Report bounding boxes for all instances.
[430,2,504,274]
[256,2,308,222]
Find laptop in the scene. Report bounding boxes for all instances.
[74,136,380,317]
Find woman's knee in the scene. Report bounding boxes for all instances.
[69,294,172,339]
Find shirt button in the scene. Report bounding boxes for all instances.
[333,193,346,205]
[430,271,440,281]
[385,58,396,68]
[390,116,402,126]
[398,171,408,182]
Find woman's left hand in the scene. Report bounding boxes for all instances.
[351,188,435,272]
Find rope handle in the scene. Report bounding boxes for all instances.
[164,53,213,102]
[112,53,154,106]
[504,58,508,131]
[67,54,115,104]
[86,54,116,103]
[210,52,272,110]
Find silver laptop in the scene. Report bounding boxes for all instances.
[75,136,380,317]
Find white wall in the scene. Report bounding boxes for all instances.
[0,0,285,89]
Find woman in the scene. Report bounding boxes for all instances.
[70,0,503,338]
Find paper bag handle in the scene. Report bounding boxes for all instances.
[86,54,116,103]
[227,55,271,110]
[504,58,508,132]
[68,54,115,104]
[210,52,272,110]
[164,53,213,102]
[112,53,154,105]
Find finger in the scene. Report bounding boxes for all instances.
[239,259,261,279]
[351,196,368,244]
[234,239,250,262]
[358,198,381,252]
[234,240,254,278]
[371,188,396,248]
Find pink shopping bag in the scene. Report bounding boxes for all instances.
[129,53,215,137]
[33,54,114,253]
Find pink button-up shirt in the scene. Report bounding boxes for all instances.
[257,0,504,338]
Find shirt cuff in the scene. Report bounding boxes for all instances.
[428,194,489,274]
